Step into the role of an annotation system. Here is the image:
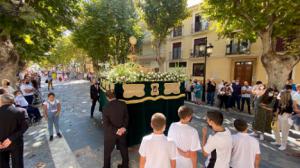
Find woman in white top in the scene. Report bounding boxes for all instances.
[1,79,15,94]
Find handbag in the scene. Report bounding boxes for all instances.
[45,79,48,83]
[271,113,279,131]
[271,120,279,131]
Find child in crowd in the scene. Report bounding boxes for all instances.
[43,92,62,141]
[168,106,201,168]
[202,110,232,168]
[230,119,261,168]
[14,90,29,108]
[14,90,42,122]
[139,113,177,168]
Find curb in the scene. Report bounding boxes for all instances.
[184,101,254,119]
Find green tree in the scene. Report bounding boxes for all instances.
[0,0,80,83]
[44,36,88,71]
[141,0,189,71]
[73,0,143,69]
[201,0,300,88]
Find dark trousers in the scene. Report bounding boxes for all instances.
[48,79,53,90]
[104,134,129,168]
[90,98,99,117]
[207,92,215,106]
[0,144,24,168]
[232,95,241,110]
[23,106,42,122]
[219,95,229,109]
[185,91,191,101]
[24,95,34,105]
[241,97,251,114]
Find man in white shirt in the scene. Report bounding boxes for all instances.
[20,78,34,105]
[230,119,261,168]
[139,113,177,168]
[241,81,252,114]
[168,106,201,168]
[202,110,232,168]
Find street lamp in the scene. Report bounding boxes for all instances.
[199,43,214,101]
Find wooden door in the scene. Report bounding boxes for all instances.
[234,61,253,84]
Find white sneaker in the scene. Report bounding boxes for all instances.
[271,141,280,146]
[259,134,264,141]
[278,145,286,151]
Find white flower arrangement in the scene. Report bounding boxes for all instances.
[104,63,187,83]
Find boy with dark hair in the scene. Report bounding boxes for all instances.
[168,106,201,168]
[139,113,177,168]
[202,110,232,168]
[230,119,261,168]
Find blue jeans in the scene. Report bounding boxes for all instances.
[207,92,215,105]
[292,115,300,127]
[48,112,60,136]
[241,97,251,114]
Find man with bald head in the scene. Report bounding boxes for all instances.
[0,94,28,168]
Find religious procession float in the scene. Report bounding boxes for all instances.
[99,62,186,146]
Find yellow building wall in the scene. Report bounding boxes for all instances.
[293,64,300,84]
[141,4,300,85]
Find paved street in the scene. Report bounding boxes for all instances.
[24,80,300,168]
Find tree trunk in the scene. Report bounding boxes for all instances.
[154,40,165,71]
[260,31,300,89]
[0,37,20,85]
[92,59,100,72]
[261,54,297,89]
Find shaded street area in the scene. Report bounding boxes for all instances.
[24,80,300,168]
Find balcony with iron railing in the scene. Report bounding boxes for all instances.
[191,21,209,34]
[169,26,183,40]
[189,49,206,58]
[226,41,251,55]
[169,50,183,61]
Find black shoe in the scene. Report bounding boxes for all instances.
[57,133,62,138]
[49,136,53,141]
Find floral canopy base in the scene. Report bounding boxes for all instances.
[99,63,186,146]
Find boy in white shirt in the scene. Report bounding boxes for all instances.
[230,119,261,168]
[168,106,201,168]
[14,90,29,108]
[139,113,177,168]
[202,110,232,168]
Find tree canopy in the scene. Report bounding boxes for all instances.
[141,0,189,67]
[0,0,81,61]
[73,0,143,67]
[201,0,300,87]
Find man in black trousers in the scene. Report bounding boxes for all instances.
[90,79,100,118]
[0,94,29,168]
[103,90,129,168]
